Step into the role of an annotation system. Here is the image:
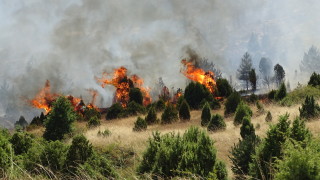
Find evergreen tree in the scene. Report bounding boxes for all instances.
[308,72,320,86]
[145,106,157,125]
[106,103,123,120]
[207,114,226,131]
[179,100,191,121]
[161,104,178,124]
[224,91,241,115]
[129,88,143,105]
[300,45,320,73]
[234,102,253,126]
[299,95,320,119]
[240,116,255,139]
[216,78,233,97]
[249,69,257,91]
[43,96,77,141]
[237,52,253,90]
[290,117,311,142]
[184,81,211,109]
[133,117,147,131]
[201,102,211,126]
[275,82,287,100]
[274,64,285,87]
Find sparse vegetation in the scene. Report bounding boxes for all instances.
[97,129,111,137]
[87,116,101,128]
[133,117,147,131]
[279,85,320,106]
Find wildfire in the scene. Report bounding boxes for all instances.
[30,80,58,113]
[96,66,152,107]
[30,80,99,114]
[181,59,217,94]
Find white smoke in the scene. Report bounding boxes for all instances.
[0,0,319,126]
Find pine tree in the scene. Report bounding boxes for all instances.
[179,100,191,121]
[240,116,255,139]
[145,106,157,125]
[207,114,226,131]
[237,52,253,90]
[201,102,211,126]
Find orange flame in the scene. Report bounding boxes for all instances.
[96,66,152,107]
[181,59,217,94]
[30,80,59,114]
[30,80,99,114]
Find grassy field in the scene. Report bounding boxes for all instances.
[77,99,320,178]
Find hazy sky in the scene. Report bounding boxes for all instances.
[0,0,319,125]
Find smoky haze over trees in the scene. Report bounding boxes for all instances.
[0,0,320,127]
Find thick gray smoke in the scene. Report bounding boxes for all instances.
[0,0,319,127]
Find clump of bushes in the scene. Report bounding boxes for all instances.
[161,104,178,124]
[201,102,211,126]
[184,82,212,109]
[179,100,191,121]
[133,117,147,132]
[138,127,227,178]
[299,95,320,120]
[155,99,166,111]
[207,114,226,132]
[224,91,241,115]
[10,132,34,155]
[265,111,272,122]
[234,101,253,126]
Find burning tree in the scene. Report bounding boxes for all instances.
[96,66,151,108]
[29,80,99,115]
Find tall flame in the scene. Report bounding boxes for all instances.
[96,66,152,107]
[181,59,217,94]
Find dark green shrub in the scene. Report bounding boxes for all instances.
[161,104,178,124]
[133,117,147,132]
[10,132,33,155]
[184,82,211,109]
[43,96,77,141]
[145,106,158,125]
[216,78,233,97]
[249,113,291,179]
[299,95,320,120]
[129,87,143,105]
[308,72,320,87]
[0,129,11,175]
[30,112,46,126]
[120,101,146,117]
[265,111,272,122]
[234,102,253,126]
[275,82,287,100]
[290,117,311,143]
[87,116,101,128]
[97,129,111,137]
[65,135,93,173]
[83,107,101,121]
[268,89,277,100]
[224,91,241,115]
[208,114,226,131]
[201,102,211,126]
[229,135,260,179]
[40,140,67,172]
[138,127,219,178]
[106,103,123,120]
[213,160,228,180]
[155,99,166,111]
[240,116,255,139]
[179,100,191,121]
